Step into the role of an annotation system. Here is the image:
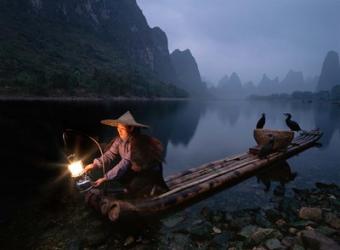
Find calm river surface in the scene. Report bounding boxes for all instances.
[0,99,339,247]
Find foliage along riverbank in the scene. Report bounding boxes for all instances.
[0,94,191,103]
[0,68,189,99]
[1,182,339,249]
[248,85,340,103]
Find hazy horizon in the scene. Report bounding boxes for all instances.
[137,0,340,85]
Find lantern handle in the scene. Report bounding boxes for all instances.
[62,129,107,180]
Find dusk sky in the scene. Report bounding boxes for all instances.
[137,0,340,85]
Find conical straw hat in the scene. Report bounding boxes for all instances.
[101,111,149,128]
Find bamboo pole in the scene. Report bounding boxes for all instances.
[166,133,313,189]
[157,158,260,198]
[135,132,321,213]
[166,154,255,189]
[165,152,248,182]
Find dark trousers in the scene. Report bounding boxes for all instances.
[121,165,169,199]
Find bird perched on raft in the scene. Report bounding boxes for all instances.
[256,113,266,129]
[284,113,305,134]
[258,134,275,159]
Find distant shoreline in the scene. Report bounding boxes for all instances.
[0,95,191,102]
[1,95,337,103]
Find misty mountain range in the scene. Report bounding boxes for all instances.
[317,51,340,92]
[210,70,319,99]
[210,50,340,99]
[0,0,339,98]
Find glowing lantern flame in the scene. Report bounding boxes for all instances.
[68,161,84,177]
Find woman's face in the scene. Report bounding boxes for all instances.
[117,123,132,140]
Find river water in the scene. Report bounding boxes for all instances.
[0,99,339,248]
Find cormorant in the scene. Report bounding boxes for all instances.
[256,113,266,129]
[258,135,275,159]
[284,113,302,132]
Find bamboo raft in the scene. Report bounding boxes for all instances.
[85,130,322,222]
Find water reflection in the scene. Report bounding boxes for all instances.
[1,99,339,222]
[0,100,209,218]
[209,101,241,126]
[314,102,340,148]
[256,161,297,194]
[1,99,340,249]
[146,101,206,147]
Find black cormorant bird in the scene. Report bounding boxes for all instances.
[256,113,266,129]
[284,113,302,132]
[258,135,275,159]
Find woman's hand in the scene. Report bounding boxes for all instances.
[131,163,142,172]
[93,177,107,187]
[84,164,94,173]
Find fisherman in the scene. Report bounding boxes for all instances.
[84,111,168,197]
[127,133,169,198]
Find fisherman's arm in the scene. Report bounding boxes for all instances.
[93,158,131,187]
[84,138,120,172]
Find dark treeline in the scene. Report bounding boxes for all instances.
[0,67,188,98]
[248,85,340,102]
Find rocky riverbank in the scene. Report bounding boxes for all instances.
[1,182,340,249]
[155,182,340,250]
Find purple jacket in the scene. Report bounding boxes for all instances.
[93,137,131,180]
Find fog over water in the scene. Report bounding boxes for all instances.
[137,0,340,84]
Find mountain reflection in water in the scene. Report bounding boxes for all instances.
[0,99,339,222]
[256,161,297,195]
